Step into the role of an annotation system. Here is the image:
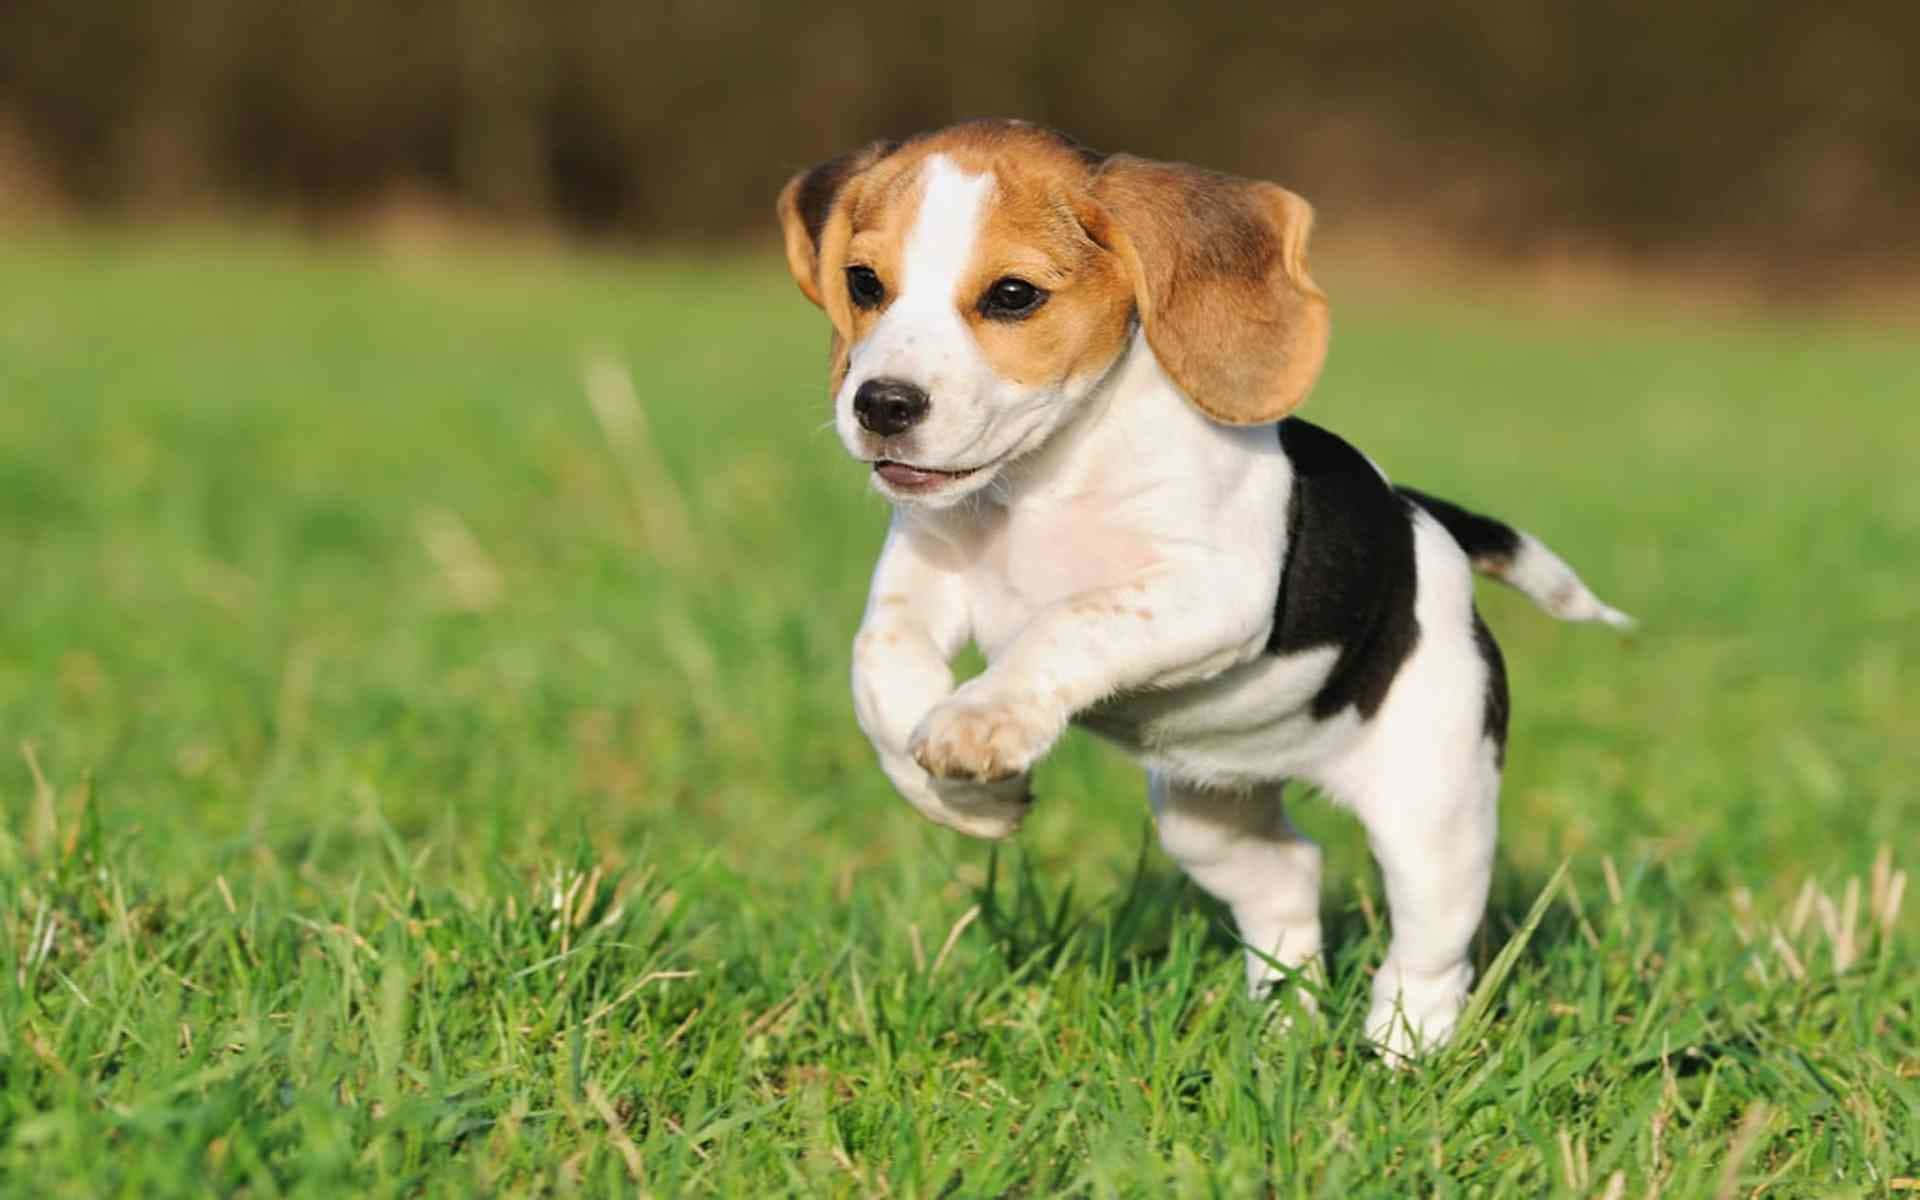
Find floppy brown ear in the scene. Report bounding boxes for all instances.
[1090,156,1330,425]
[776,139,898,311]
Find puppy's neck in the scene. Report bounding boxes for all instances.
[954,330,1274,517]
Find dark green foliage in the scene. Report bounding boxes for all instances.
[1,2,1916,262]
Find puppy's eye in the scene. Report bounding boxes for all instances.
[846,266,886,309]
[980,276,1047,319]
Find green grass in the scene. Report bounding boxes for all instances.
[1,232,1915,1196]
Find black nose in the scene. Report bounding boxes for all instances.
[852,378,930,436]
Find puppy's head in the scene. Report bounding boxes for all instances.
[777,120,1329,507]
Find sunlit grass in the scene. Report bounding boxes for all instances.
[1,235,1914,1195]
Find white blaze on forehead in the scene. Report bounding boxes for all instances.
[839,153,1001,470]
[896,155,993,309]
[846,154,995,396]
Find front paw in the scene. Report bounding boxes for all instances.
[925,774,1034,840]
[910,693,1063,783]
[877,750,1034,840]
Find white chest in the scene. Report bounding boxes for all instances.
[961,500,1164,658]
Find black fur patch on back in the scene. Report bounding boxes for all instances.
[1397,486,1521,569]
[1471,608,1510,765]
[1268,419,1421,720]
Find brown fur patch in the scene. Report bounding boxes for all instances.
[832,158,928,383]
[777,138,898,308]
[1092,157,1330,424]
[958,149,1134,391]
[777,138,904,390]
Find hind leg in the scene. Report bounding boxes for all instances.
[1150,773,1323,996]
[1340,732,1500,1061]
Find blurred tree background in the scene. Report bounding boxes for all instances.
[1,1,1915,278]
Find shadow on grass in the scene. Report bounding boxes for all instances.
[971,830,1225,985]
[969,827,1582,1014]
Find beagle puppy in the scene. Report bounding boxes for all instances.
[776,120,1630,1058]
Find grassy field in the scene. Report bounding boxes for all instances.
[0,233,1914,1196]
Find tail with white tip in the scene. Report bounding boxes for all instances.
[1399,486,1635,629]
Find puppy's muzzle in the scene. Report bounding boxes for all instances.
[853,378,930,437]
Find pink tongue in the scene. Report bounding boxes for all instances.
[876,461,952,487]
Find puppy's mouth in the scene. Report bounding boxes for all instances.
[872,459,980,494]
